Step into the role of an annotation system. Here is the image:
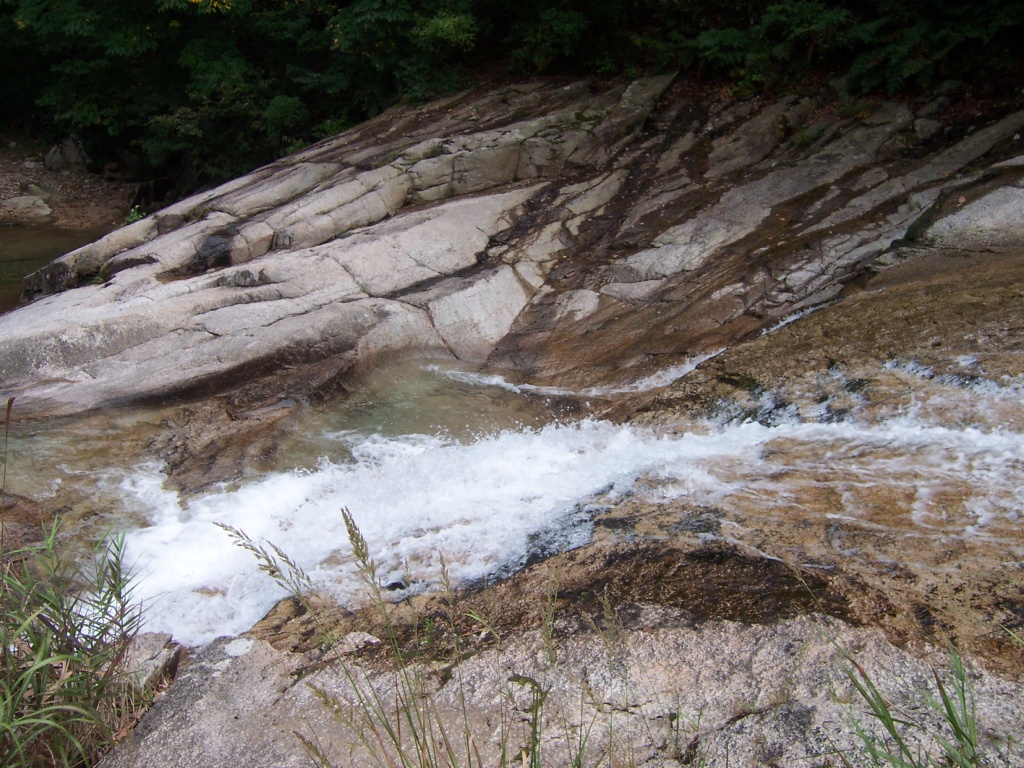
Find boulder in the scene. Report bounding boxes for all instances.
[44,134,90,172]
[100,637,308,768]
[914,117,943,141]
[1,195,51,217]
[3,78,1024,414]
[19,180,69,201]
[99,616,1024,768]
[918,184,1024,250]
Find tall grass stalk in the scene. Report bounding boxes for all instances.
[2,396,14,518]
[1,523,143,767]
[214,522,319,605]
[224,509,567,768]
[582,593,711,768]
[225,509,723,768]
[322,508,487,768]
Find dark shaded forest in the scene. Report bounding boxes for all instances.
[3,0,1021,195]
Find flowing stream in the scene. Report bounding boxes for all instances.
[4,355,1024,648]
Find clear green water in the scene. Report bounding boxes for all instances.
[269,360,559,473]
[0,225,109,314]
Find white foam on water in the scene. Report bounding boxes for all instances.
[762,308,811,334]
[760,300,841,336]
[121,419,784,646]
[611,351,724,393]
[119,406,1024,647]
[431,351,723,398]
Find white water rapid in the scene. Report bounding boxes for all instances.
[103,360,1024,647]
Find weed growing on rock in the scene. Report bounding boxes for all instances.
[121,207,144,226]
[215,522,319,605]
[837,643,1017,768]
[292,509,492,768]
[223,513,716,767]
[0,525,143,767]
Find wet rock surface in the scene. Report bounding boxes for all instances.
[0,492,52,552]
[103,544,1024,768]
[2,77,1021,424]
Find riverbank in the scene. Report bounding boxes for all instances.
[0,136,135,229]
[0,136,137,314]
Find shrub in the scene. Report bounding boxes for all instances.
[0,525,143,767]
[3,0,1022,195]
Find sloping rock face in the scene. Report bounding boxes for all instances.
[101,541,1024,768]
[1,77,1023,417]
[0,77,674,415]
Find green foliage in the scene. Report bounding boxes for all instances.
[673,0,1024,94]
[511,6,590,72]
[328,0,479,108]
[0,10,45,131]
[0,0,357,186]
[413,10,477,51]
[2,0,1020,195]
[842,1,1024,93]
[0,526,143,767]
[122,206,144,225]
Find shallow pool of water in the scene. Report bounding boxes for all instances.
[267,360,560,473]
[0,224,109,313]
[1,360,564,536]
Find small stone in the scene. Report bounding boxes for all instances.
[878,134,910,157]
[914,118,942,141]
[862,103,913,131]
[917,96,949,118]
[20,180,69,201]
[215,269,261,288]
[335,631,380,654]
[124,632,180,689]
[827,77,849,97]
